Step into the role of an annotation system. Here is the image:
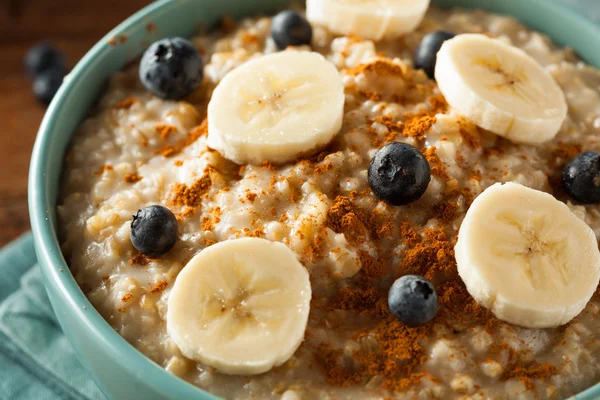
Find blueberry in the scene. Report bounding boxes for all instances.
[563,151,600,204]
[139,38,203,100]
[414,30,455,79]
[270,10,313,50]
[25,42,66,76]
[131,205,179,257]
[32,68,64,105]
[368,142,431,206]
[388,275,438,326]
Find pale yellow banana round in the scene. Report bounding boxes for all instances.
[207,51,344,165]
[307,0,431,40]
[435,34,567,144]
[455,182,600,328]
[167,238,311,375]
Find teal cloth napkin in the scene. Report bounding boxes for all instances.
[0,233,106,400]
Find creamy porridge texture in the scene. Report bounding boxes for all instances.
[58,3,600,400]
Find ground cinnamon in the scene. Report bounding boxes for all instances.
[170,167,213,210]
[113,97,138,110]
[433,200,459,224]
[346,59,405,78]
[128,253,149,266]
[503,360,558,391]
[400,95,448,141]
[316,211,558,393]
[241,32,260,45]
[245,192,257,203]
[553,142,582,163]
[376,94,448,142]
[156,124,177,140]
[123,173,142,184]
[422,146,449,180]
[325,196,370,246]
[458,121,482,149]
[149,280,168,294]
[95,165,113,175]
[358,250,387,279]
[121,293,133,302]
[156,118,207,158]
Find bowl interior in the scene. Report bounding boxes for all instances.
[28,0,600,399]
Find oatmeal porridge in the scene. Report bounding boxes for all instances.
[58,2,600,399]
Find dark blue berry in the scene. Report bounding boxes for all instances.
[25,42,66,76]
[131,205,179,257]
[388,275,438,326]
[32,68,64,105]
[563,151,600,204]
[270,10,313,50]
[414,31,455,79]
[139,38,203,100]
[368,142,431,206]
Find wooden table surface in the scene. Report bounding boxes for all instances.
[0,0,150,247]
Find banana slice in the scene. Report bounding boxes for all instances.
[306,0,430,40]
[207,51,344,165]
[455,182,600,328]
[435,34,567,144]
[167,238,311,375]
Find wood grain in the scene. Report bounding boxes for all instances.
[0,0,150,247]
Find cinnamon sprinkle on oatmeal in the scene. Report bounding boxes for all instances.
[358,250,387,279]
[400,227,457,281]
[459,122,482,149]
[204,238,217,247]
[502,359,558,391]
[156,118,208,157]
[170,167,213,210]
[361,90,382,102]
[317,221,498,392]
[246,192,258,203]
[422,146,449,180]
[374,115,403,142]
[325,196,369,246]
[150,280,168,294]
[261,160,276,171]
[433,200,460,224]
[129,253,149,266]
[201,215,214,231]
[383,95,448,141]
[113,97,138,110]
[121,293,133,302]
[158,145,178,157]
[156,124,177,140]
[123,174,143,184]
[402,114,436,140]
[95,165,113,175]
[553,142,582,164]
[347,59,405,78]
[242,32,260,44]
[399,220,420,247]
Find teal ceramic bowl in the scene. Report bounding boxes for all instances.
[28,0,600,399]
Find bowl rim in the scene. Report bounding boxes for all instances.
[28,0,600,399]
